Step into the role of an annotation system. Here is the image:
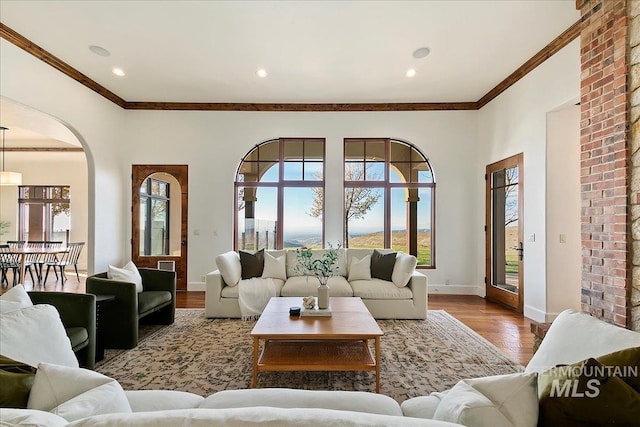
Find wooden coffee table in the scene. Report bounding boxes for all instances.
[250,297,383,392]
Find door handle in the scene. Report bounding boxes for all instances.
[513,242,524,261]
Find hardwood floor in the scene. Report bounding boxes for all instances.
[3,274,535,366]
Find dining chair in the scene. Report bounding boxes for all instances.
[6,240,25,250]
[25,241,46,283]
[44,242,84,283]
[35,241,63,282]
[0,244,20,287]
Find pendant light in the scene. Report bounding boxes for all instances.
[0,126,22,186]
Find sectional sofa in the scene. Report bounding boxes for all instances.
[205,248,428,319]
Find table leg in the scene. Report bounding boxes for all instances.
[375,337,380,393]
[252,337,259,388]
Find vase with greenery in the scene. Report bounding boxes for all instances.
[295,243,340,309]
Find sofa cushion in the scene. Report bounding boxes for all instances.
[0,284,33,313]
[281,275,353,297]
[347,254,371,281]
[221,278,285,298]
[138,290,172,316]
[28,363,132,422]
[286,248,348,278]
[125,390,205,412]
[0,355,36,409]
[537,356,640,427]
[0,304,78,368]
[525,309,640,374]
[215,251,242,287]
[240,249,264,279]
[401,394,445,419]
[350,279,413,300]
[65,326,89,352]
[262,251,287,281]
[108,261,143,292]
[371,250,397,281]
[199,388,403,416]
[0,408,68,427]
[433,380,512,426]
[392,252,418,287]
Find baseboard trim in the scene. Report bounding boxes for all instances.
[429,285,483,296]
[188,282,206,292]
[524,305,546,323]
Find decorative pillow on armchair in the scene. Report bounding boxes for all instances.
[0,284,33,313]
[107,260,143,292]
[0,304,78,368]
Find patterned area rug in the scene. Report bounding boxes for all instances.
[96,309,522,403]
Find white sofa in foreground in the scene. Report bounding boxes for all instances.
[205,248,428,319]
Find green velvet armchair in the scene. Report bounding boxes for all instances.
[86,268,176,349]
[27,291,96,369]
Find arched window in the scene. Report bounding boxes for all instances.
[344,138,435,267]
[234,138,325,250]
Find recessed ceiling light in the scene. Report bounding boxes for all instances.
[412,47,431,59]
[257,68,268,78]
[89,45,110,57]
[112,68,125,77]
[406,68,417,78]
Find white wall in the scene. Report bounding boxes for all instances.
[476,39,580,322]
[0,151,89,269]
[0,39,127,273]
[546,105,581,320]
[124,110,479,290]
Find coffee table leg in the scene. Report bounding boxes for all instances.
[375,337,380,393]
[252,337,259,388]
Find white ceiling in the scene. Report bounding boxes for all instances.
[0,0,579,104]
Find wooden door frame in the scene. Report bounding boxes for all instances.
[485,153,524,313]
[132,165,188,291]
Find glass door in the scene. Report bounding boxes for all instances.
[485,153,523,312]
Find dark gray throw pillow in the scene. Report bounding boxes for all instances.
[240,249,265,279]
[371,250,397,281]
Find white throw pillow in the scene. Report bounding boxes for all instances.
[27,363,132,422]
[0,284,33,313]
[391,253,417,288]
[348,255,371,282]
[262,252,287,281]
[433,372,538,427]
[216,251,242,287]
[0,304,78,368]
[107,260,143,292]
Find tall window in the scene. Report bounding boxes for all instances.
[344,138,435,267]
[18,186,71,244]
[235,138,325,250]
[140,177,170,255]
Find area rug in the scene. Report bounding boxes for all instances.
[96,309,523,402]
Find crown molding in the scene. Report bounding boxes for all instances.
[1,19,581,111]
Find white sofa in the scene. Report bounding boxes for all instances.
[205,248,428,319]
[400,309,640,425]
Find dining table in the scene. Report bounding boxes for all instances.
[7,246,68,284]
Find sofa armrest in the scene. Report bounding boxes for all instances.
[408,270,428,309]
[206,270,225,298]
[125,390,204,412]
[28,291,96,369]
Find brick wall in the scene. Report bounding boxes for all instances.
[579,0,630,328]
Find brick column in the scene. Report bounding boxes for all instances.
[630,1,640,331]
[578,0,630,328]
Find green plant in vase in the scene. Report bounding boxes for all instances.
[295,243,341,309]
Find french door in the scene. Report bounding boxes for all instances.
[485,153,523,312]
[131,165,188,291]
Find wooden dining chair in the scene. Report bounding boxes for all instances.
[44,242,84,283]
[25,241,46,283]
[34,241,63,283]
[0,244,20,287]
